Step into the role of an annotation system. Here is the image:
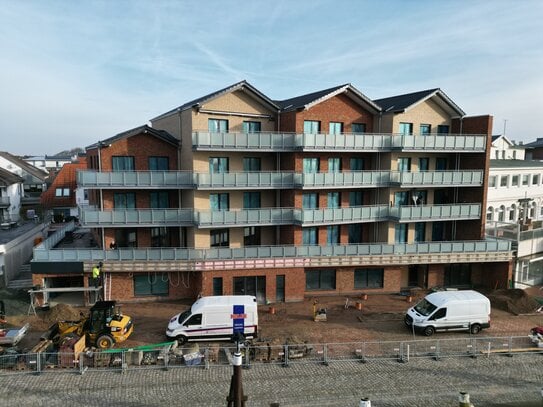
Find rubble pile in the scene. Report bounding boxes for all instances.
[487,289,540,315]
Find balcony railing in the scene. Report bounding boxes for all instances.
[389,170,483,187]
[32,239,512,263]
[195,208,295,227]
[296,206,390,225]
[77,170,483,189]
[192,132,487,152]
[80,208,194,227]
[388,204,481,222]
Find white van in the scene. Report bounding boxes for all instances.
[166,295,258,344]
[405,290,491,336]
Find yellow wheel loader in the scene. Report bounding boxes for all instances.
[44,301,133,349]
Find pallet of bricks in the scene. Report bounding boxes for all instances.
[27,339,55,369]
[58,335,85,368]
[252,339,284,363]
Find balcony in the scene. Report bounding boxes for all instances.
[0,196,10,208]
[193,132,487,152]
[195,208,295,228]
[196,172,295,190]
[80,208,194,227]
[389,170,483,187]
[296,206,390,225]
[298,171,390,189]
[388,204,481,222]
[77,170,194,189]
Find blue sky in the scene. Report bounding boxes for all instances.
[1,0,542,155]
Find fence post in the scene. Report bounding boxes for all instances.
[243,344,251,370]
[397,343,404,363]
[322,344,329,366]
[35,352,41,375]
[507,336,513,357]
[359,342,367,364]
[204,347,210,370]
[469,338,478,359]
[282,344,289,368]
[162,348,169,371]
[79,353,87,375]
[121,351,127,374]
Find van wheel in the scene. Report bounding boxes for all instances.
[96,335,114,349]
[176,335,187,345]
[423,326,435,336]
[470,324,481,334]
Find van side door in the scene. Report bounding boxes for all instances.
[428,308,451,330]
[183,313,203,338]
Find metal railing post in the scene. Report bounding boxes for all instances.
[282,344,289,368]
[322,344,329,366]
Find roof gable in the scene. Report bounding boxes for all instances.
[0,167,24,186]
[374,88,465,117]
[86,125,178,150]
[40,158,87,208]
[0,151,49,181]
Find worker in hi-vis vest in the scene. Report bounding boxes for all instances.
[92,262,102,288]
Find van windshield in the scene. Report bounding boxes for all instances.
[178,309,191,324]
[414,298,437,316]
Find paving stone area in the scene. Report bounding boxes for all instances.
[2,354,543,406]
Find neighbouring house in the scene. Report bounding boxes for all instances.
[491,134,525,160]
[30,81,513,306]
[24,154,75,174]
[0,167,24,225]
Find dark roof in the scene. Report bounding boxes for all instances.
[492,135,500,142]
[373,88,465,116]
[0,151,49,182]
[86,125,179,150]
[275,83,381,113]
[522,138,543,148]
[0,167,24,186]
[151,80,279,121]
[490,159,543,168]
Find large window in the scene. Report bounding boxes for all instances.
[328,158,341,173]
[306,269,336,290]
[522,174,529,186]
[112,156,135,171]
[399,122,413,135]
[209,157,229,173]
[444,264,471,286]
[419,157,429,171]
[348,224,362,243]
[352,123,366,134]
[151,227,171,247]
[243,157,261,172]
[303,158,319,173]
[208,119,228,132]
[533,174,540,185]
[511,175,519,187]
[210,229,229,247]
[303,120,321,134]
[437,125,450,135]
[395,224,408,243]
[148,156,169,171]
[354,268,384,289]
[134,274,169,297]
[327,192,340,208]
[115,228,137,247]
[244,226,260,246]
[489,176,497,188]
[302,193,318,209]
[419,124,431,135]
[243,192,261,209]
[350,158,364,171]
[329,122,343,134]
[415,222,426,242]
[349,191,363,206]
[500,176,508,187]
[394,191,409,206]
[435,157,447,171]
[242,121,261,133]
[302,227,318,245]
[398,157,411,172]
[327,225,340,244]
[150,191,169,208]
[114,192,136,209]
[210,193,229,211]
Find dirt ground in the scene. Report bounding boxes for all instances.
[2,288,543,351]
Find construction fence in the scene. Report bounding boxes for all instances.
[1,335,542,376]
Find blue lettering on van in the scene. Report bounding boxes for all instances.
[232,305,245,333]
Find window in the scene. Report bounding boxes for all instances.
[437,125,450,135]
[327,192,340,208]
[509,206,516,221]
[55,188,70,197]
[415,222,425,242]
[500,176,508,187]
[395,224,408,243]
[243,157,261,172]
[522,174,529,186]
[112,156,135,171]
[303,120,320,134]
[114,192,136,209]
[242,121,261,133]
[432,222,444,241]
[243,192,261,209]
[486,207,493,221]
[134,275,169,296]
[399,122,413,135]
[533,174,540,185]
[184,314,202,326]
[209,157,229,173]
[489,176,497,188]
[430,308,447,320]
[495,150,500,159]
[150,191,169,208]
[328,158,341,173]
[148,157,169,171]
[305,269,336,290]
[210,193,229,211]
[394,191,409,206]
[327,225,340,244]
[444,264,471,286]
[350,158,364,171]
[302,227,318,245]
[354,268,384,289]
[213,277,223,296]
[419,158,429,172]
[302,193,318,209]
[436,157,447,170]
[348,224,363,243]
[115,229,137,247]
[398,157,411,172]
[210,229,229,247]
[303,158,319,173]
[244,226,261,246]
[352,123,366,134]
[151,227,170,247]
[329,122,343,134]
[511,175,519,186]
[349,191,363,206]
[420,124,431,135]
[208,119,228,132]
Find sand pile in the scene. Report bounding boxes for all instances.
[41,303,85,324]
[487,289,541,315]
